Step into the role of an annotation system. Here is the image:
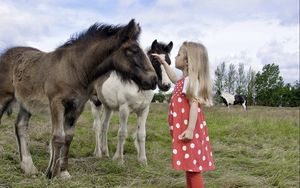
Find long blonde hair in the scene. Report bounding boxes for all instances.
[181,41,213,106]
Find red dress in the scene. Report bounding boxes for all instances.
[168,78,215,172]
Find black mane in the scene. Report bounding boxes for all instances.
[58,23,123,49]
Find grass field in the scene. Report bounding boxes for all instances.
[0,104,299,188]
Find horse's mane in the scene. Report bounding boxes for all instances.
[58,23,123,49]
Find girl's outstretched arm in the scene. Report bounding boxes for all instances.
[152,53,178,84]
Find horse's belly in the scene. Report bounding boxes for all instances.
[15,89,49,113]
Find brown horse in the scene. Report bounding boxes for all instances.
[0,19,157,178]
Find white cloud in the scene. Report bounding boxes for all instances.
[0,0,298,84]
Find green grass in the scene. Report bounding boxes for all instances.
[0,104,299,188]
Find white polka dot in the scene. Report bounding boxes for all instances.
[178,97,182,102]
[210,152,213,156]
[198,108,201,112]
[182,145,187,151]
[176,161,181,166]
[197,150,201,155]
[181,108,185,113]
[202,140,204,145]
[195,133,199,139]
[172,139,174,143]
[205,146,208,151]
[206,136,209,141]
[200,124,203,129]
[188,169,193,172]
[173,149,177,154]
[199,166,203,171]
[172,103,174,106]
[203,121,206,126]
[170,111,173,115]
[202,156,206,161]
[176,123,180,129]
[184,153,190,159]
[184,120,188,125]
[209,162,212,166]
[173,112,177,117]
[190,143,195,149]
[170,126,173,130]
[193,160,197,165]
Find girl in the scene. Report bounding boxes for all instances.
[152,41,215,188]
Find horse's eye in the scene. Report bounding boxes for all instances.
[125,48,138,56]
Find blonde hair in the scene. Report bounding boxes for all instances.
[181,41,213,106]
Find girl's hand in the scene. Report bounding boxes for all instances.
[151,53,166,64]
[178,128,194,141]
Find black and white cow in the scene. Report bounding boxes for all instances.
[217,90,247,110]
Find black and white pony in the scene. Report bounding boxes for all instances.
[217,90,247,111]
[90,40,173,164]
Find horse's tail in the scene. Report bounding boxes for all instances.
[0,48,16,124]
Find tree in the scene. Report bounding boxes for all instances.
[225,63,236,94]
[214,62,226,92]
[235,63,247,95]
[246,67,256,105]
[280,81,300,107]
[255,63,284,106]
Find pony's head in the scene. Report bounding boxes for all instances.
[88,19,158,90]
[147,39,173,91]
[110,20,157,90]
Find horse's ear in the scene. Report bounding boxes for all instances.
[151,39,158,50]
[120,19,141,41]
[165,41,173,53]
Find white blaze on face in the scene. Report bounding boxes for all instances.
[221,92,235,104]
[160,64,172,86]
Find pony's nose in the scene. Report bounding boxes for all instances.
[160,83,171,91]
[141,75,157,90]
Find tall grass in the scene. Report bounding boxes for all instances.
[0,104,298,187]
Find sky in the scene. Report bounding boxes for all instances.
[0,0,299,84]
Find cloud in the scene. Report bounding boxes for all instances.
[0,0,298,84]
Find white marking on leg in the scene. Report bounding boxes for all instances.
[135,107,149,165]
[90,101,102,158]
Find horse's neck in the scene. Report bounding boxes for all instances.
[73,39,119,84]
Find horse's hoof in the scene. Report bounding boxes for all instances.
[101,149,110,157]
[112,155,124,165]
[60,170,71,179]
[138,158,148,166]
[94,150,102,158]
[22,165,38,175]
[21,157,38,175]
[46,169,53,179]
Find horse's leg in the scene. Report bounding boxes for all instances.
[90,101,103,157]
[242,101,247,111]
[60,100,84,178]
[46,98,65,179]
[134,106,149,165]
[0,95,14,124]
[99,106,112,157]
[113,105,129,164]
[15,106,38,175]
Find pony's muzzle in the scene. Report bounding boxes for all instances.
[141,74,157,90]
[159,83,171,91]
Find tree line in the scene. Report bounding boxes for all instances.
[214,62,299,107]
[153,62,299,107]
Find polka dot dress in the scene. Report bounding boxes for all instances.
[168,78,215,172]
